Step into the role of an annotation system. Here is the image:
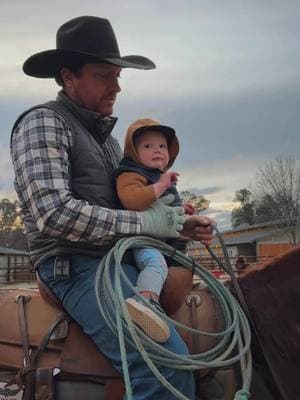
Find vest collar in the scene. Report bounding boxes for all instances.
[57,91,118,144]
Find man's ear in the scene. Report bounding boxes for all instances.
[60,67,75,89]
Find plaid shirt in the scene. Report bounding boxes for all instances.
[11,105,142,245]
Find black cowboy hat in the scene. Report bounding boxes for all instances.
[23,16,156,78]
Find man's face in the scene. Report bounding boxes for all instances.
[62,63,122,116]
[135,131,170,170]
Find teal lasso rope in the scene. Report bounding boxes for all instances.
[94,236,252,400]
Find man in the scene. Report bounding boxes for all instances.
[11,16,215,399]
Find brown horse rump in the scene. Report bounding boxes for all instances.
[234,247,300,400]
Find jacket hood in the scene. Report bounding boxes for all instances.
[123,118,179,171]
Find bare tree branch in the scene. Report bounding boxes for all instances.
[250,156,300,244]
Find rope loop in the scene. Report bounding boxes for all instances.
[94,236,252,399]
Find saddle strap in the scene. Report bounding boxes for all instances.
[31,312,69,367]
[190,296,200,353]
[23,371,35,400]
[14,293,69,400]
[35,368,55,400]
[16,294,32,368]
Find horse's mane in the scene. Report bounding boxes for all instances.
[235,246,300,400]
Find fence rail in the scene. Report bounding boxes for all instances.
[0,260,35,284]
[192,255,276,270]
[0,254,278,285]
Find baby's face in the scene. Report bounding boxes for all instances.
[135,131,169,170]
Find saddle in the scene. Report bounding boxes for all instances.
[0,282,124,400]
[0,277,238,400]
[0,266,194,400]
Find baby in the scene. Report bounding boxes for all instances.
[116,118,193,342]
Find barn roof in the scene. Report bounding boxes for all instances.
[213,228,281,246]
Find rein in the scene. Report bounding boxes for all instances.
[205,225,254,324]
[94,235,252,400]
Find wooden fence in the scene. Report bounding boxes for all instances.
[0,255,35,284]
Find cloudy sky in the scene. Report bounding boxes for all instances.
[1,0,299,229]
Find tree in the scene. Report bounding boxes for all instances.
[0,198,27,251]
[0,198,20,230]
[254,194,278,223]
[231,156,300,244]
[250,156,300,244]
[231,188,255,228]
[0,229,28,251]
[179,190,210,213]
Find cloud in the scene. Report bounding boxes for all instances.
[2,1,300,101]
[0,147,15,198]
[1,1,300,220]
[202,208,232,231]
[180,186,223,197]
[114,81,300,156]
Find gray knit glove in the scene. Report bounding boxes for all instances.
[140,194,185,238]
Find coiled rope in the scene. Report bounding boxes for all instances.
[94,235,252,399]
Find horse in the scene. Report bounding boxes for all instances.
[229,246,300,400]
[0,246,299,400]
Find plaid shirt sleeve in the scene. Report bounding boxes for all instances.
[11,108,142,243]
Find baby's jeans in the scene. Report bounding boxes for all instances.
[134,246,168,296]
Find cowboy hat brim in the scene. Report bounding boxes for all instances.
[23,49,156,78]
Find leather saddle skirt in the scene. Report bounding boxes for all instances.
[0,288,120,379]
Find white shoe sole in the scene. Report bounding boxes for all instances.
[125,298,170,342]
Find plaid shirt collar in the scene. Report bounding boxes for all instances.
[57,91,118,144]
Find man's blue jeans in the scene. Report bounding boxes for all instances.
[38,255,195,400]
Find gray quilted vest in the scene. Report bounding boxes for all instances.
[11,92,123,268]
